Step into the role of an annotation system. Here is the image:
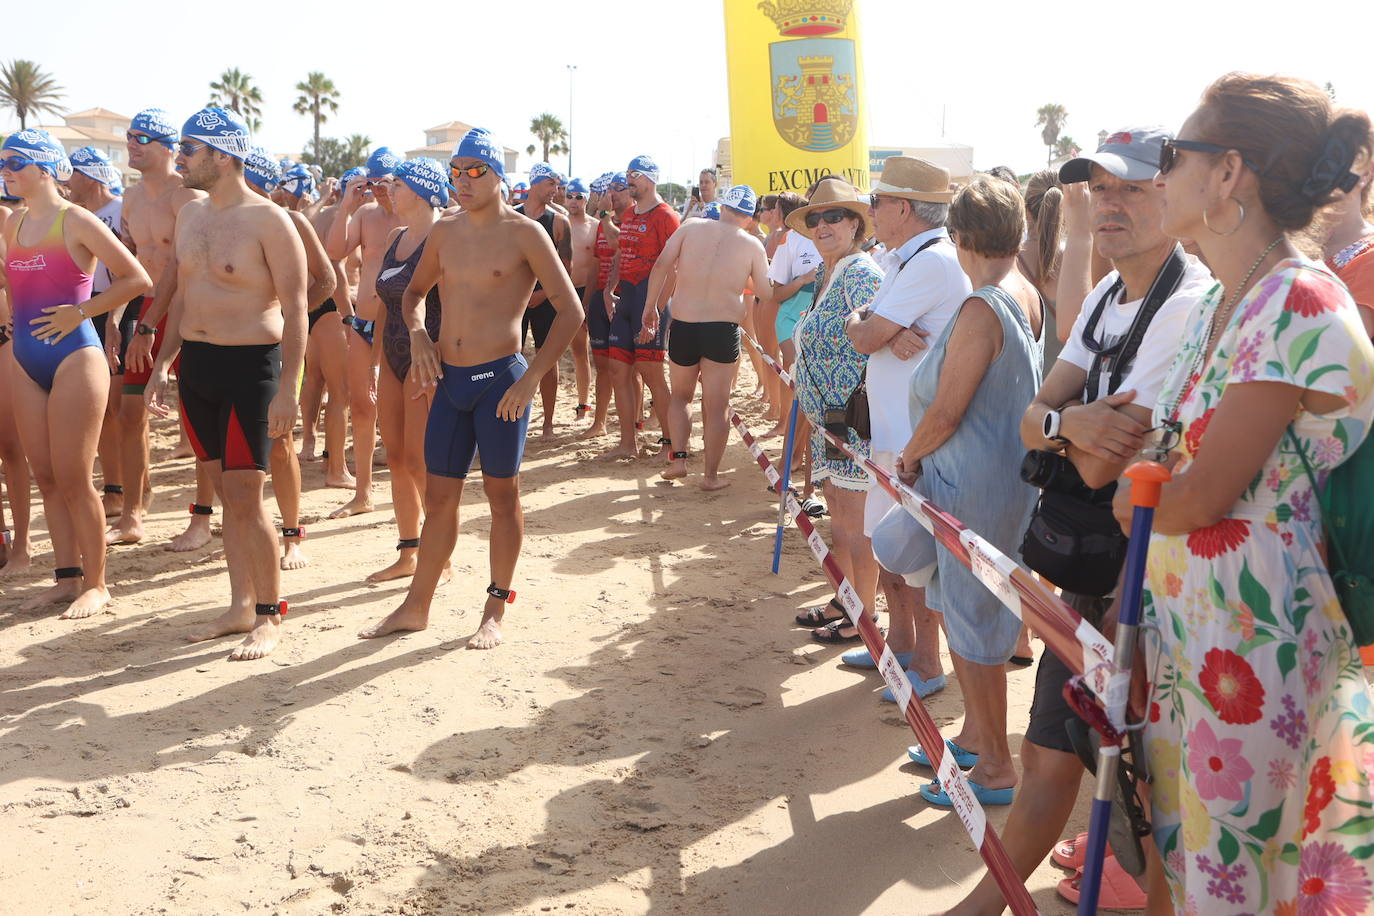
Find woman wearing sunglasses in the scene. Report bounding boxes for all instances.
[0,129,150,618]
[785,179,882,643]
[1118,73,1374,912]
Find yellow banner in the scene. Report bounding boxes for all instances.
[722,0,870,195]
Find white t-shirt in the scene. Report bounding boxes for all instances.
[767,231,821,286]
[864,228,970,452]
[1058,253,1215,408]
[91,197,123,294]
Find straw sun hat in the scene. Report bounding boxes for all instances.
[785,178,875,241]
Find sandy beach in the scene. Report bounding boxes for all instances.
[0,354,1088,915]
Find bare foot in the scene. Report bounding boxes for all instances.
[166,517,212,552]
[577,423,607,440]
[467,600,505,649]
[103,491,122,517]
[59,586,112,620]
[698,477,732,492]
[324,468,357,489]
[229,615,281,661]
[170,442,196,460]
[142,480,154,512]
[366,550,418,583]
[359,601,430,638]
[280,539,310,571]
[299,438,321,462]
[601,444,637,460]
[541,422,556,438]
[19,580,80,611]
[328,494,374,519]
[186,606,253,644]
[0,550,32,579]
[762,409,781,423]
[761,423,787,439]
[105,516,144,546]
[660,459,688,481]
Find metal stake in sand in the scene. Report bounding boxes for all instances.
[771,401,800,574]
[1076,459,1170,916]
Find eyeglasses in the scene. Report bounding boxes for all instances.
[567,193,585,200]
[0,156,36,173]
[803,208,853,229]
[610,183,627,191]
[1142,421,1182,462]
[1158,139,1261,176]
[127,132,174,146]
[450,163,492,180]
[627,170,647,181]
[177,140,207,156]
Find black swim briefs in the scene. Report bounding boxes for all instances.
[668,319,740,367]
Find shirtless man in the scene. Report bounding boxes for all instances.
[145,108,306,661]
[564,177,597,425]
[301,166,362,489]
[324,147,404,518]
[645,185,769,490]
[245,149,337,570]
[359,127,583,649]
[118,109,214,549]
[515,163,573,437]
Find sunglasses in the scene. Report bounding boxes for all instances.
[803,208,854,229]
[567,193,586,200]
[450,163,492,180]
[1158,139,1261,175]
[627,170,648,181]
[0,156,36,173]
[127,131,174,146]
[177,140,207,156]
[610,183,627,191]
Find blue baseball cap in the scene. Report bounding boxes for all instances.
[2,129,72,181]
[130,108,178,147]
[395,157,451,208]
[70,146,123,193]
[451,127,506,181]
[181,107,252,160]
[626,155,660,184]
[244,146,282,193]
[719,184,757,216]
[365,146,404,178]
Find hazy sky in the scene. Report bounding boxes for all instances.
[10,0,1374,183]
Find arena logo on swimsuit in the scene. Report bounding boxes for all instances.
[471,370,495,381]
[8,254,47,271]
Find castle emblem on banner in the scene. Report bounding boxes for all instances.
[760,0,858,152]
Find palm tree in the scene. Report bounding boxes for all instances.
[0,59,65,129]
[344,134,371,167]
[1052,136,1080,162]
[208,68,264,130]
[1035,103,1069,167]
[294,72,340,160]
[528,113,569,163]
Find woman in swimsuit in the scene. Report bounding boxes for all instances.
[368,158,446,583]
[0,130,150,618]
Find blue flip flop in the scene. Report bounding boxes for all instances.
[840,647,913,669]
[907,739,979,769]
[919,776,1015,807]
[880,672,947,703]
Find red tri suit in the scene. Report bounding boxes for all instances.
[608,203,681,363]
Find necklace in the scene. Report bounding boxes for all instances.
[1163,236,1284,425]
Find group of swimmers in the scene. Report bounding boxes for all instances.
[0,106,770,660]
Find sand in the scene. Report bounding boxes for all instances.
[0,356,1090,915]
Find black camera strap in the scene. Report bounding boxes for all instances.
[1082,244,1188,402]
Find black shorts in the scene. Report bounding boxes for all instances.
[608,278,668,364]
[1024,592,1111,754]
[179,340,282,472]
[308,298,338,334]
[522,300,557,350]
[669,319,740,367]
[91,296,141,376]
[587,288,611,355]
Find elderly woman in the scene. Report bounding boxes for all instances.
[788,179,884,642]
[888,176,1043,806]
[1117,73,1374,912]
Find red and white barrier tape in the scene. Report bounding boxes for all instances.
[729,408,1040,915]
[741,331,1129,718]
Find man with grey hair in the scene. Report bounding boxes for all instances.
[836,157,968,685]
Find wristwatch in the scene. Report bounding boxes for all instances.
[1043,409,1070,445]
[136,322,157,336]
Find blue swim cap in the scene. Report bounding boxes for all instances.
[70,146,123,193]
[395,157,451,208]
[451,127,505,181]
[244,146,282,193]
[366,146,404,178]
[339,166,366,193]
[511,181,529,202]
[589,173,612,194]
[529,162,560,186]
[626,155,660,184]
[566,177,588,195]
[181,107,252,161]
[610,171,628,190]
[2,129,73,181]
[281,163,315,199]
[130,108,178,147]
[719,183,757,216]
[702,202,721,220]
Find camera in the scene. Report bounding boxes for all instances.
[1019,449,1108,502]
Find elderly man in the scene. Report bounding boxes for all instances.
[838,157,966,687]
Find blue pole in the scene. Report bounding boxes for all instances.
[772,400,800,574]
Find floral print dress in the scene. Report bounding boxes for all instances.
[1144,259,1374,915]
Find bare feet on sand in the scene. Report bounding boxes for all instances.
[358,601,429,638]
[170,441,196,460]
[105,517,144,546]
[366,550,418,583]
[103,491,122,517]
[299,438,321,462]
[761,423,788,439]
[59,586,112,619]
[324,468,357,489]
[19,580,79,611]
[541,421,556,438]
[328,494,374,519]
[468,599,505,649]
[577,423,607,440]
[0,550,32,578]
[167,517,212,552]
[698,476,731,492]
[601,444,637,460]
[280,539,309,571]
[187,606,282,660]
[660,456,688,481]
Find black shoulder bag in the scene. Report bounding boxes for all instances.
[1019,246,1187,596]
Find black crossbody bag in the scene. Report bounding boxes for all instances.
[1019,246,1187,596]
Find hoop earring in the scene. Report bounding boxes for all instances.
[1203,196,1245,237]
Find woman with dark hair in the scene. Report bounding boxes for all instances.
[760,191,815,436]
[1313,152,1374,336]
[1119,73,1374,911]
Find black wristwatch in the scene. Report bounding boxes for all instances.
[136,322,157,336]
